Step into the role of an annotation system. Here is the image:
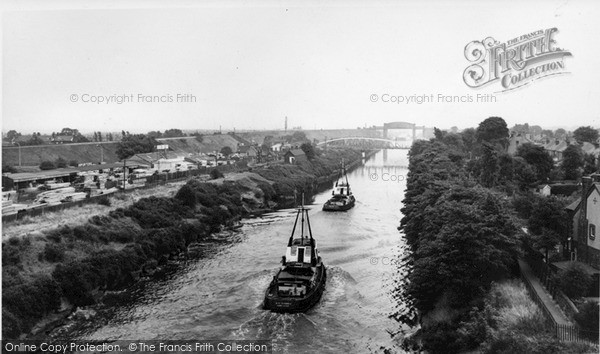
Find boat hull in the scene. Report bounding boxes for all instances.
[322,198,355,212]
[263,265,327,313]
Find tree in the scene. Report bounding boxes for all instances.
[533,227,561,263]
[554,128,566,139]
[573,126,599,144]
[25,133,45,146]
[115,134,158,160]
[434,127,447,141]
[513,157,537,191]
[528,195,569,238]
[107,133,114,141]
[39,161,56,170]
[147,131,163,139]
[97,132,103,142]
[220,146,233,158]
[515,143,553,181]
[479,143,499,187]
[541,129,554,139]
[175,184,196,208]
[461,128,479,157]
[290,131,307,143]
[300,143,316,160]
[6,130,21,141]
[476,117,509,150]
[163,129,185,138]
[561,144,584,180]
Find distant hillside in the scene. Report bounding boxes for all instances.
[156,135,241,155]
[2,142,120,167]
[2,129,390,169]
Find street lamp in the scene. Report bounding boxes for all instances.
[12,141,21,167]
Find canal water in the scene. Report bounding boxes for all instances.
[58,149,411,354]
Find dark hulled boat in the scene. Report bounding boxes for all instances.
[263,206,326,313]
[322,163,355,212]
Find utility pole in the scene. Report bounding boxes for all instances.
[12,141,21,167]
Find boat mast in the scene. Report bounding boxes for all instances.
[301,193,305,239]
[288,208,300,246]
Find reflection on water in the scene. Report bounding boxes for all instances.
[58,149,412,354]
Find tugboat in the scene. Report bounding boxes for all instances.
[322,162,355,211]
[263,204,326,313]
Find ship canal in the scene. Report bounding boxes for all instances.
[52,149,412,354]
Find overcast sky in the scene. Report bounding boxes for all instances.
[2,0,599,134]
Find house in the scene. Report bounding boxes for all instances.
[237,145,258,160]
[271,143,283,152]
[565,174,600,268]
[507,131,535,155]
[51,135,75,144]
[581,142,600,164]
[537,184,552,196]
[284,149,307,164]
[258,148,275,163]
[543,139,571,161]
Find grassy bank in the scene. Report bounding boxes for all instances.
[2,148,363,339]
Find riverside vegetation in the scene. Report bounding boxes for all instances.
[393,118,598,353]
[2,148,362,339]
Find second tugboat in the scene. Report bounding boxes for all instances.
[322,162,355,211]
[263,204,326,313]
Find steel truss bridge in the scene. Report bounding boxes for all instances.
[316,137,411,149]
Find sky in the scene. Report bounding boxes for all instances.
[2,0,600,134]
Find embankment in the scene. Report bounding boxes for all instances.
[1,148,365,339]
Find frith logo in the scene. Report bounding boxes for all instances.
[463,28,572,92]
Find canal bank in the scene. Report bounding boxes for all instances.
[46,149,412,353]
[2,148,375,340]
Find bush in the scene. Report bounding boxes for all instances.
[69,159,79,167]
[55,157,68,168]
[97,196,111,206]
[2,243,22,267]
[39,243,66,262]
[39,160,56,170]
[210,168,224,179]
[574,300,599,334]
[175,184,196,208]
[2,164,17,173]
[558,263,593,298]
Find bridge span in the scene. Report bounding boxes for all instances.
[316,136,411,149]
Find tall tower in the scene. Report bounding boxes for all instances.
[285,116,288,132]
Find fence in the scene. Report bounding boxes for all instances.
[555,323,599,344]
[520,244,599,345]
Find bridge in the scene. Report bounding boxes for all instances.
[316,137,411,149]
[313,121,430,150]
[380,122,427,141]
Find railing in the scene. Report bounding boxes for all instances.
[555,324,599,344]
